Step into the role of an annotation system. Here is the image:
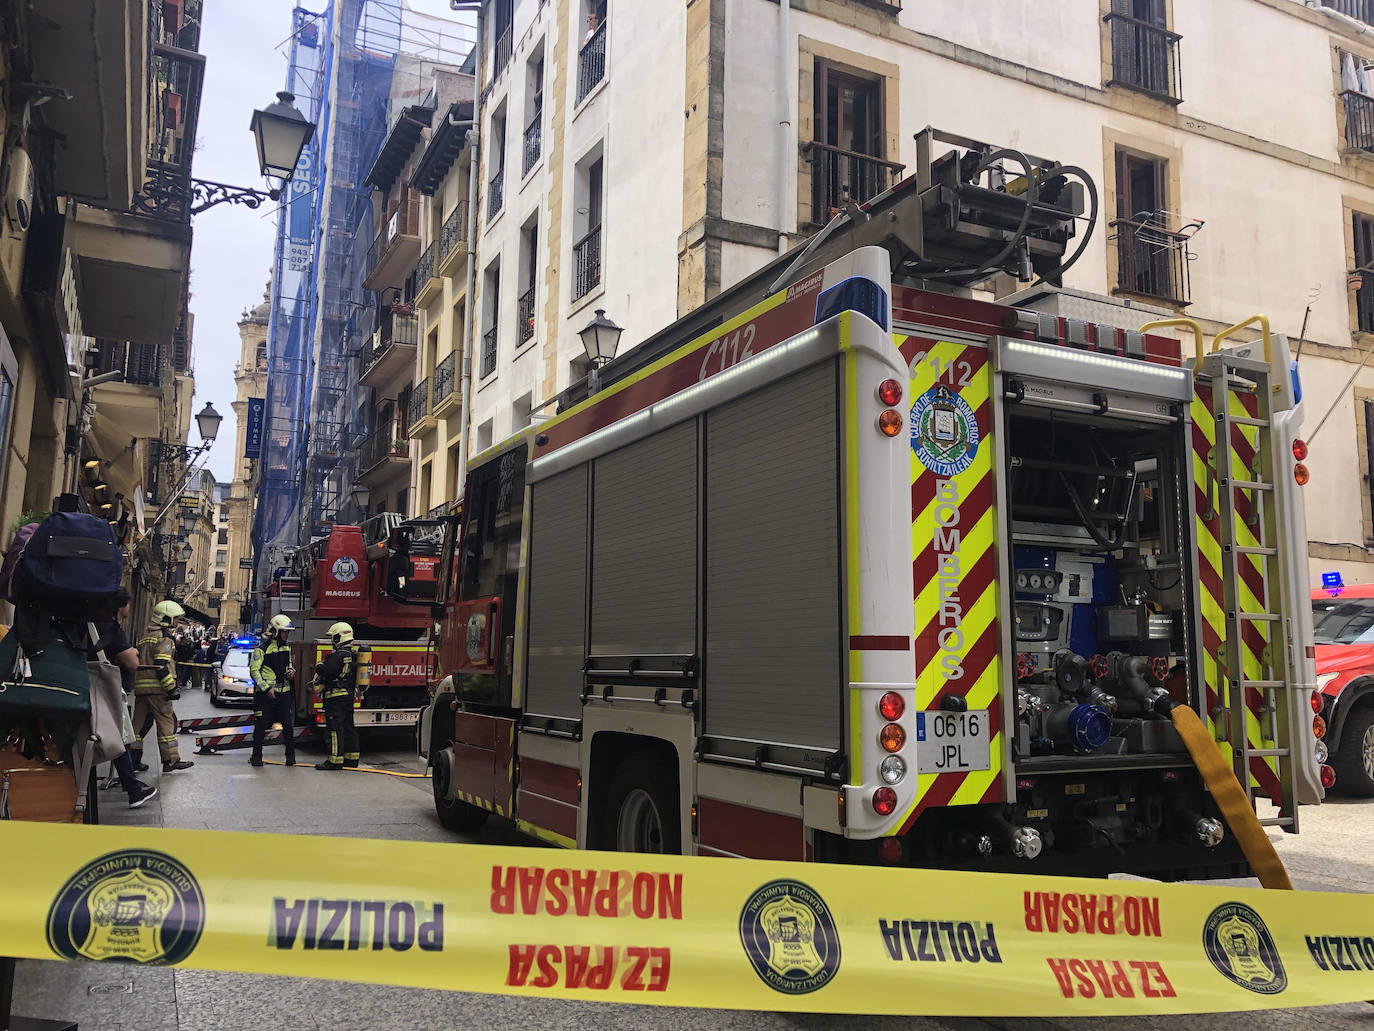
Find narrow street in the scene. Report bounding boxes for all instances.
[11,687,1374,1030]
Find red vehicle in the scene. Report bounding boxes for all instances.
[267,517,442,732]
[1311,585,1374,795]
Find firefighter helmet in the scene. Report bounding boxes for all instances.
[152,600,185,628]
[327,621,354,645]
[268,614,294,636]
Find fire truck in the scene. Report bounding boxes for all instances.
[267,517,440,733]
[410,128,1323,878]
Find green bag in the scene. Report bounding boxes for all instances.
[0,625,92,716]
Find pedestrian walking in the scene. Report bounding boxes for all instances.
[90,588,157,809]
[248,614,297,767]
[315,621,360,770]
[131,600,195,775]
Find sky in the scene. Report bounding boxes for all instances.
[189,0,474,484]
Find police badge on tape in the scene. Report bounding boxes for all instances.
[46,850,205,965]
[910,384,979,477]
[1202,901,1287,995]
[739,879,841,995]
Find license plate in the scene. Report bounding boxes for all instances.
[915,710,992,774]
[361,710,418,726]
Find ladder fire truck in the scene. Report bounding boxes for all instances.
[409,128,1323,878]
[268,517,440,734]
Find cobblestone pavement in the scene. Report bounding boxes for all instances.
[10,688,1374,1029]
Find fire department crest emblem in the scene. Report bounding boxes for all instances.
[1202,902,1287,995]
[331,556,359,583]
[739,879,841,995]
[46,850,205,965]
[910,384,979,477]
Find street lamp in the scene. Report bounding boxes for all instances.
[195,402,222,445]
[190,92,316,214]
[179,543,194,563]
[350,482,371,514]
[578,308,623,367]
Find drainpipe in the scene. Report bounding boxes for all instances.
[457,125,480,490]
[777,0,790,254]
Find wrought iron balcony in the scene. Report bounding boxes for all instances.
[439,201,468,267]
[573,225,601,301]
[359,430,411,473]
[433,350,457,406]
[577,21,607,105]
[1104,12,1182,103]
[414,242,436,289]
[1344,90,1374,153]
[523,113,542,176]
[518,285,536,345]
[88,339,163,386]
[130,43,205,222]
[1322,0,1374,25]
[360,307,419,376]
[488,168,505,221]
[408,377,431,429]
[1112,218,1191,305]
[481,325,498,379]
[801,141,903,227]
[494,25,513,80]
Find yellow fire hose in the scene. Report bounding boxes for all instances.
[1170,704,1292,890]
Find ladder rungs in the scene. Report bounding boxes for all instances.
[1236,747,1289,758]
[1227,415,1269,428]
[1229,479,1273,492]
[1239,679,1284,689]
[1233,612,1281,623]
[1259,817,1295,828]
[1234,545,1277,557]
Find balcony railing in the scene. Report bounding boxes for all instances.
[1104,12,1182,103]
[360,430,410,471]
[576,21,607,105]
[367,194,422,279]
[1323,0,1374,26]
[481,326,498,379]
[361,308,419,372]
[409,377,431,428]
[1112,218,1191,306]
[523,113,542,176]
[89,339,163,386]
[130,44,206,222]
[414,242,436,289]
[434,350,457,405]
[573,225,601,301]
[494,25,513,80]
[439,202,468,265]
[802,141,904,227]
[1344,90,1374,153]
[488,168,505,222]
[518,285,536,345]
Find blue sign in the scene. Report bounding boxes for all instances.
[1322,571,1345,598]
[244,396,265,459]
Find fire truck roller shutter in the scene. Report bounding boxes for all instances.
[590,419,699,657]
[703,360,842,754]
[525,466,590,720]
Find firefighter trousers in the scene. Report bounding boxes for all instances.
[322,693,359,764]
[131,692,180,763]
[251,690,295,763]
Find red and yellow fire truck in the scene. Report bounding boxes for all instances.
[268,518,440,732]
[411,129,1322,878]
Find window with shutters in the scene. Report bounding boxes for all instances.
[1354,211,1374,334]
[803,60,901,226]
[1357,391,1374,542]
[1103,0,1182,104]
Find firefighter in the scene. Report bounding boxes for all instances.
[131,600,195,775]
[315,621,360,770]
[248,614,297,768]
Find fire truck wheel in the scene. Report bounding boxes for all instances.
[603,753,680,855]
[1332,704,1374,797]
[432,753,489,833]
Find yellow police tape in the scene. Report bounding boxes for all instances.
[1,821,1373,1015]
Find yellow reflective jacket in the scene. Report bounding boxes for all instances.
[135,627,176,695]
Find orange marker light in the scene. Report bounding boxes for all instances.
[880,723,906,752]
[1313,714,1327,740]
[1294,463,1310,485]
[877,409,904,437]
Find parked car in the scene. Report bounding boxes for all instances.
[211,641,257,708]
[1311,587,1374,795]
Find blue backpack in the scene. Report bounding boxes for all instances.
[20,512,122,602]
